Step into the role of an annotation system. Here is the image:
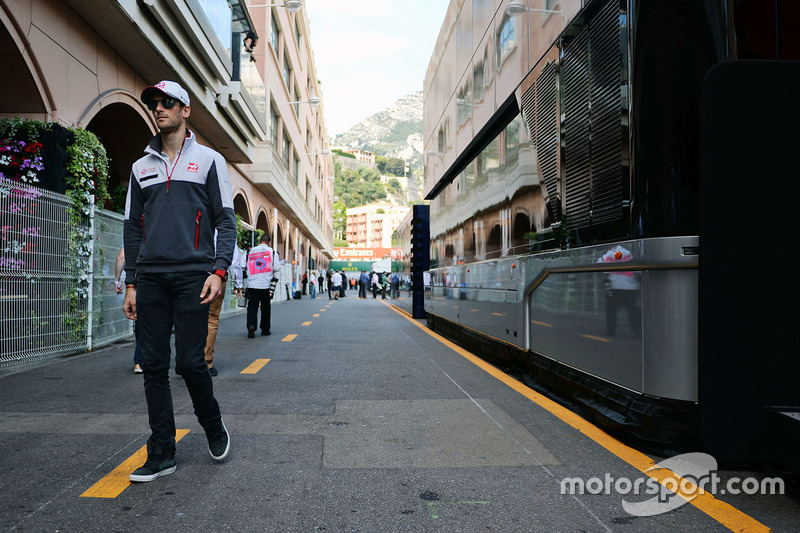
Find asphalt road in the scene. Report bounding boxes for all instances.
[1,294,798,532]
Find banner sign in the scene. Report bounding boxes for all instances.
[333,247,395,260]
[329,260,374,272]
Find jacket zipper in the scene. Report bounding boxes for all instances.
[195,209,201,250]
[165,135,188,193]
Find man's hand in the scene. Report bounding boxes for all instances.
[201,274,222,304]
[123,287,137,320]
[233,287,244,299]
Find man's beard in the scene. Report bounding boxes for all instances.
[159,120,181,134]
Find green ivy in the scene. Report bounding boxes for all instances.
[235,213,263,251]
[0,117,110,342]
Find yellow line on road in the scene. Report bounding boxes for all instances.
[320,309,326,312]
[302,321,312,326]
[313,313,320,317]
[531,320,553,328]
[491,312,505,316]
[282,334,297,342]
[241,358,271,374]
[384,302,771,533]
[80,429,190,499]
[581,334,612,343]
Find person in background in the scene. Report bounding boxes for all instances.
[115,246,142,374]
[331,270,342,301]
[340,271,347,298]
[301,271,308,295]
[123,80,234,482]
[309,270,317,299]
[205,239,244,376]
[371,271,379,298]
[318,272,325,297]
[242,30,257,62]
[245,233,282,337]
[381,272,389,300]
[359,270,369,299]
[326,269,333,300]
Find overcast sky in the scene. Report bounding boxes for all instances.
[304,0,450,137]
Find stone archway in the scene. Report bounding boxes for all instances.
[275,223,285,257]
[0,11,50,119]
[487,224,502,258]
[511,211,532,253]
[85,102,153,211]
[255,210,270,237]
[233,192,250,225]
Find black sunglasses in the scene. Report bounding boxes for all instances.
[146,97,179,111]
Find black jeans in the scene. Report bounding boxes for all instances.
[246,287,271,332]
[137,272,221,446]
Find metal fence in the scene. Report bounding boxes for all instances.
[2,181,88,364]
[93,208,133,349]
[0,181,135,366]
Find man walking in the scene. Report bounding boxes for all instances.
[123,80,234,483]
[359,270,369,299]
[245,233,282,337]
[205,240,244,376]
[331,270,342,300]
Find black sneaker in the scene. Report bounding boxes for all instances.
[206,418,230,460]
[261,330,271,336]
[209,366,218,377]
[129,439,176,483]
[247,326,255,338]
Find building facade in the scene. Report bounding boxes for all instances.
[345,204,410,249]
[0,0,334,283]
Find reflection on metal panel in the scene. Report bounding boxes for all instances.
[643,269,698,401]
[524,237,699,401]
[530,271,644,393]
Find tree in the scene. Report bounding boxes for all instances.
[387,177,401,195]
[334,165,388,208]
[333,200,347,236]
[376,155,406,177]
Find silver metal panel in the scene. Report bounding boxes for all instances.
[523,236,698,398]
[529,270,644,392]
[426,237,699,401]
[642,269,698,401]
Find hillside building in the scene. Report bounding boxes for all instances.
[346,204,410,248]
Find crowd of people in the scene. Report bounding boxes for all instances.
[299,269,395,300]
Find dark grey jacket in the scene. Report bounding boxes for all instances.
[123,131,236,283]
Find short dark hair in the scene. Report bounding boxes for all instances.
[260,233,271,243]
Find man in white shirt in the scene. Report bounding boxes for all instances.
[245,233,282,337]
[331,270,342,301]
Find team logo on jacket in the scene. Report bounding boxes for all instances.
[187,162,199,173]
[140,167,157,176]
[248,250,272,275]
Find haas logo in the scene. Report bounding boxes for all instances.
[155,81,167,90]
[187,162,199,173]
